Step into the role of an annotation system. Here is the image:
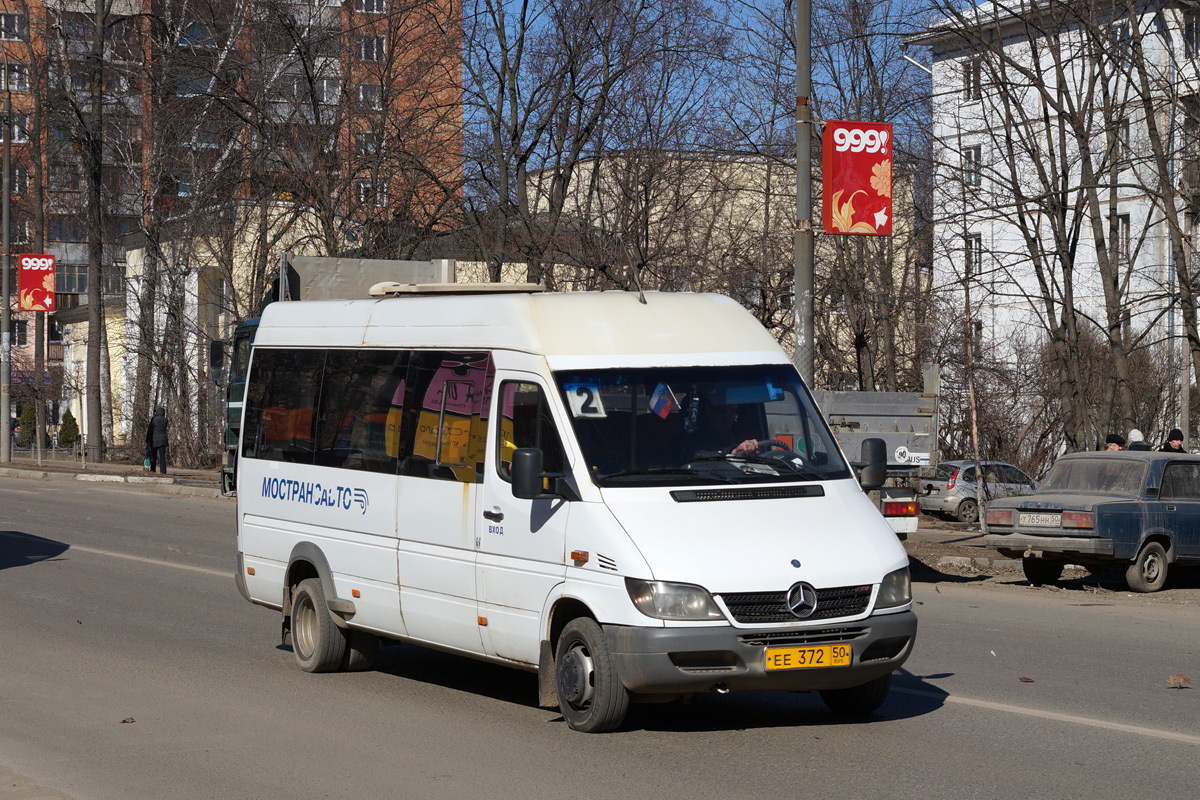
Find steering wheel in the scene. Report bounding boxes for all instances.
[756,439,794,454]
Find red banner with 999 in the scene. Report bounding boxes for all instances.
[821,121,893,237]
[18,254,56,311]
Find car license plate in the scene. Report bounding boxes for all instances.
[764,644,852,671]
[1020,512,1061,527]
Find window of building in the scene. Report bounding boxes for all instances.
[191,120,222,149]
[103,264,125,295]
[963,144,982,187]
[11,219,29,244]
[1111,19,1132,69]
[0,13,27,41]
[357,83,383,111]
[13,320,27,347]
[314,78,340,104]
[355,131,380,155]
[1,115,29,143]
[357,34,385,62]
[52,168,83,192]
[180,21,216,47]
[176,73,208,97]
[175,174,193,197]
[1188,10,1200,59]
[49,217,86,243]
[56,263,87,293]
[50,123,72,140]
[1113,118,1130,166]
[1111,213,1131,262]
[962,54,982,101]
[4,63,27,92]
[355,180,387,207]
[12,165,27,194]
[965,232,984,277]
[356,0,386,11]
[107,17,134,42]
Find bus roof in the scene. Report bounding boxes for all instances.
[254,290,788,369]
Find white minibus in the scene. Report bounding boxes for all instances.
[234,286,917,732]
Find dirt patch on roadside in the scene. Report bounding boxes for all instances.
[903,515,1200,606]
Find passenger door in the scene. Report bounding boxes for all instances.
[1159,462,1200,557]
[477,372,570,665]
[394,351,492,655]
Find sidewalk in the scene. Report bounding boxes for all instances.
[0,453,224,499]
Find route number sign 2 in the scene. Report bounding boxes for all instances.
[18,254,56,312]
[821,120,893,237]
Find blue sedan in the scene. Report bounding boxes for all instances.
[983,451,1200,592]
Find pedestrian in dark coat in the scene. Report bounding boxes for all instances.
[145,407,168,474]
[1159,428,1186,453]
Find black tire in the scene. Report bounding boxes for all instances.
[1022,556,1064,587]
[290,578,347,673]
[1126,541,1168,593]
[342,629,379,672]
[555,618,629,733]
[955,499,979,524]
[820,673,892,715]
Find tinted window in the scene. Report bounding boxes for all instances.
[1161,463,1200,499]
[242,348,324,463]
[314,349,407,473]
[497,381,566,482]
[1039,458,1145,497]
[400,351,491,483]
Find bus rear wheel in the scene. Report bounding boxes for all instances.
[291,578,347,672]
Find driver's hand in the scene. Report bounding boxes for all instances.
[731,439,759,456]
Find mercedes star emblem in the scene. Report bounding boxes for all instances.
[786,582,818,619]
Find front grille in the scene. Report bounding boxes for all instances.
[738,626,869,646]
[719,585,872,624]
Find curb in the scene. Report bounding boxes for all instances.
[1,465,224,498]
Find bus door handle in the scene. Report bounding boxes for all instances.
[483,508,504,522]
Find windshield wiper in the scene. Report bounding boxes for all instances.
[600,467,735,483]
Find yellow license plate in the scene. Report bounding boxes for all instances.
[764,644,852,671]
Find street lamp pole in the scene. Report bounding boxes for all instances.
[1,86,11,463]
[794,0,814,386]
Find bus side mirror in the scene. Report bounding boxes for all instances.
[512,448,544,499]
[859,438,887,490]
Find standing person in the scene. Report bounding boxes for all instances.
[1104,433,1125,451]
[1159,428,1186,453]
[1127,429,1152,451]
[145,407,168,474]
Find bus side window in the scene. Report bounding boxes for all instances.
[242,348,324,464]
[497,381,566,483]
[314,349,407,473]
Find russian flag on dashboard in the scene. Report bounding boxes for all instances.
[648,383,676,419]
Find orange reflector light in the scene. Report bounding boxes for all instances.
[882,500,918,517]
[246,567,255,575]
[477,616,488,626]
[985,508,1014,526]
[1062,511,1094,529]
[351,589,360,598]
[570,550,589,564]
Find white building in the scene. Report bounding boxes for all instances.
[907,1,1200,360]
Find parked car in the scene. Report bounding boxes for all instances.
[918,460,1038,523]
[983,451,1200,592]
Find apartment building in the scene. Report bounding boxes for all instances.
[3,0,462,446]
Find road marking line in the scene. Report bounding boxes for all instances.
[894,687,1200,745]
[67,543,229,578]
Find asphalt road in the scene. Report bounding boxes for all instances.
[1,477,1197,799]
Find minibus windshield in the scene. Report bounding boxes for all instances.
[555,364,851,487]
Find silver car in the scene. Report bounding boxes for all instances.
[919,460,1039,524]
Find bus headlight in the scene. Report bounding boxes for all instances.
[625,579,725,620]
[876,567,912,609]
